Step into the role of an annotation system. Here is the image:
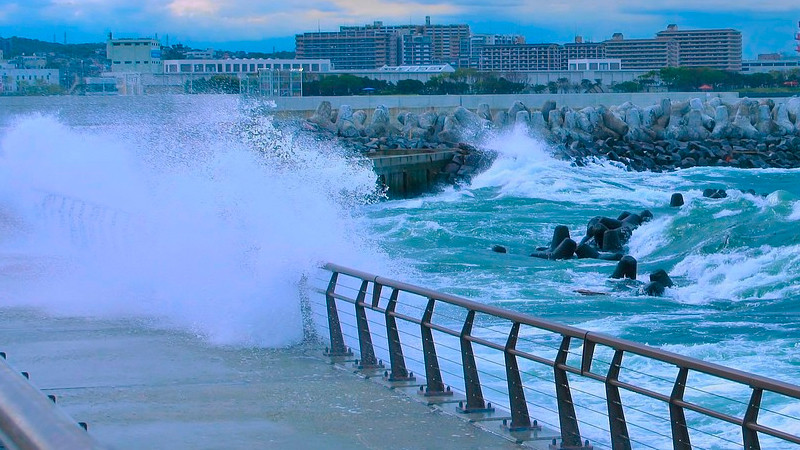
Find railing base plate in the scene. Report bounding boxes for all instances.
[456,405,496,414]
[549,443,593,450]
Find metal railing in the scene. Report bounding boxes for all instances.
[312,262,800,449]
[0,353,103,450]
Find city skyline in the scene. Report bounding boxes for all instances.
[1,1,799,58]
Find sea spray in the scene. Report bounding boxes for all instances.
[0,99,387,347]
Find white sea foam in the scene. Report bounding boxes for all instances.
[670,244,800,304]
[0,104,386,347]
[471,129,675,207]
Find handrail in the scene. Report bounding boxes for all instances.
[0,356,103,450]
[319,262,800,448]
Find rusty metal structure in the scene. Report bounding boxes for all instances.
[314,263,800,449]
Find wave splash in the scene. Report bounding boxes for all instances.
[0,101,384,347]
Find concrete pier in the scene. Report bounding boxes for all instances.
[369,149,456,198]
[0,307,520,449]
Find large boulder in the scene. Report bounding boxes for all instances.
[665,101,690,140]
[477,103,492,121]
[685,109,710,140]
[308,101,337,132]
[755,104,775,136]
[774,103,796,135]
[508,101,528,119]
[365,105,398,138]
[493,110,509,128]
[731,100,760,140]
[711,105,732,139]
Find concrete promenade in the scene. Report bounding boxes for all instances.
[0,307,522,449]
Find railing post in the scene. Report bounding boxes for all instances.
[606,349,631,450]
[354,280,381,370]
[504,322,533,430]
[554,336,583,447]
[324,272,352,357]
[420,297,451,396]
[385,288,414,381]
[743,388,763,450]
[371,282,383,307]
[669,367,692,450]
[457,310,493,413]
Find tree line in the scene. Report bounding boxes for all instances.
[185,66,800,96]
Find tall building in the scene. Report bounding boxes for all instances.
[478,43,562,71]
[295,24,398,70]
[563,37,606,65]
[465,34,525,68]
[295,17,470,69]
[655,24,742,71]
[106,35,162,73]
[603,33,679,70]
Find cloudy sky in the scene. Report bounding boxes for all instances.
[1,0,799,58]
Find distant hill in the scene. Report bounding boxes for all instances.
[0,36,105,59]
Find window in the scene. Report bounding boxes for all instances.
[180,64,191,72]
[577,63,587,70]
[610,63,620,70]
[233,64,240,71]
[589,63,598,70]
[225,64,231,72]
[599,63,609,70]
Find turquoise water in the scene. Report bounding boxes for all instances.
[1,96,799,448]
[364,128,800,448]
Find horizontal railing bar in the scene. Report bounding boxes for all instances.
[673,399,742,426]
[327,263,588,338]
[0,357,104,450]
[747,422,800,445]
[324,263,800,400]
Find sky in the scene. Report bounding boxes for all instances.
[1,0,799,58]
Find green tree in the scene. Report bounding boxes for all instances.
[396,79,425,95]
[611,81,641,93]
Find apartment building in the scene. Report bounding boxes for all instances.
[603,34,679,70]
[563,39,606,63]
[295,25,398,70]
[464,34,525,68]
[478,43,563,71]
[656,24,742,71]
[296,17,470,69]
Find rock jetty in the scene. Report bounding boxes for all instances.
[304,96,800,172]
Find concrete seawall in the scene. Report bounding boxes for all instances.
[272,92,740,116]
[370,149,456,198]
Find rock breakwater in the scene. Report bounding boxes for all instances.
[304,96,800,173]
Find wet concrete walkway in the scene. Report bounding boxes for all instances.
[0,308,522,449]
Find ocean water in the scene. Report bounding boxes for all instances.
[1,96,799,448]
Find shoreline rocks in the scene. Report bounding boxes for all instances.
[304,96,800,175]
